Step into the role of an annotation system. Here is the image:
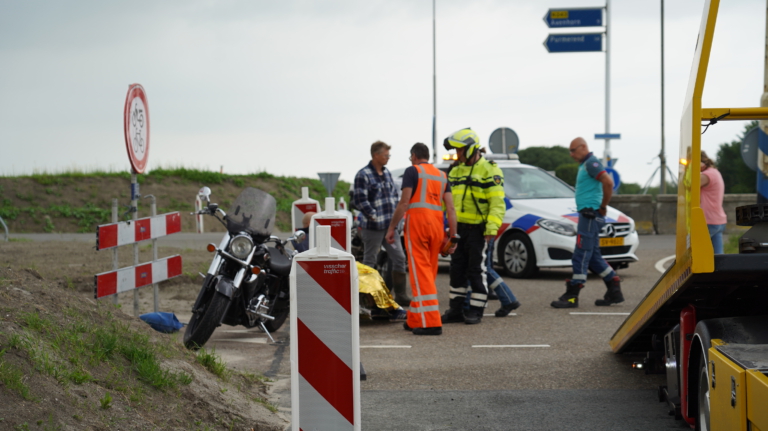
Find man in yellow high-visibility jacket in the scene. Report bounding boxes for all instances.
[441,128,507,325]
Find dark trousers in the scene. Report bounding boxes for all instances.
[448,223,488,309]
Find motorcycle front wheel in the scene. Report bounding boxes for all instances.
[183,291,230,350]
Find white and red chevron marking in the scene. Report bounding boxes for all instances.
[310,217,351,253]
[96,212,181,250]
[291,257,360,430]
[292,202,321,233]
[94,255,182,299]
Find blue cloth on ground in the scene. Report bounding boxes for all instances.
[139,312,184,333]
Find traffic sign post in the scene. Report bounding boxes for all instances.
[489,127,520,154]
[124,84,150,175]
[318,172,341,198]
[543,33,602,53]
[544,3,614,166]
[543,8,603,28]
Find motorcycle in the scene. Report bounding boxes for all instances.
[183,187,305,350]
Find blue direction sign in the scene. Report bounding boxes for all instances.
[605,168,621,191]
[544,33,602,53]
[595,133,621,139]
[544,8,603,28]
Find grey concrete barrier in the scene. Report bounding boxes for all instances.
[609,193,756,235]
[608,195,655,234]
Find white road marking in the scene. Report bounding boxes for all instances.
[483,313,517,317]
[471,345,550,348]
[220,338,269,344]
[569,312,630,316]
[655,255,676,273]
[360,345,412,349]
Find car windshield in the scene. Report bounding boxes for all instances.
[501,167,574,199]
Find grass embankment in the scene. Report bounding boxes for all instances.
[0,167,350,233]
[0,266,283,430]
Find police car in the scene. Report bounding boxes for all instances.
[390,153,639,278]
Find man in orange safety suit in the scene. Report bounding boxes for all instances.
[386,143,458,336]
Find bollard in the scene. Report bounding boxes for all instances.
[338,196,347,211]
[291,187,321,234]
[308,197,352,253]
[290,225,360,430]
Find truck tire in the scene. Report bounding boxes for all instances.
[696,356,711,431]
[499,232,538,278]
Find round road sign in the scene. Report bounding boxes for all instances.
[489,127,520,154]
[123,84,150,174]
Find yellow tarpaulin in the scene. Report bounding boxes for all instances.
[356,262,399,311]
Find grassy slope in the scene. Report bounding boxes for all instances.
[0,266,286,430]
[0,168,351,233]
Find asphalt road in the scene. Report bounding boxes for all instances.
[15,233,687,429]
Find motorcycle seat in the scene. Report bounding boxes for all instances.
[267,247,292,276]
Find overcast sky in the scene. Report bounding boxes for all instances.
[1,0,765,188]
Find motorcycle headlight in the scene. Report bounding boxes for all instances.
[537,219,576,236]
[230,234,254,259]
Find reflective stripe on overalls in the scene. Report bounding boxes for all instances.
[404,163,447,329]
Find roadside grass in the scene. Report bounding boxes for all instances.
[196,347,228,379]
[0,348,34,400]
[4,307,193,400]
[724,232,743,254]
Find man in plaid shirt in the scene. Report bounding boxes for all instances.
[353,141,410,307]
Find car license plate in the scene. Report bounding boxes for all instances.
[600,237,624,247]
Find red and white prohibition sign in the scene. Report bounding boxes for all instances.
[124,84,150,174]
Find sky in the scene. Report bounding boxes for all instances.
[1,0,766,188]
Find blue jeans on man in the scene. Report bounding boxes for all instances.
[551,209,623,308]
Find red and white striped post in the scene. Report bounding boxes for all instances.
[309,197,352,253]
[291,187,321,233]
[290,225,360,430]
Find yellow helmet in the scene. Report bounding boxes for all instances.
[443,128,481,160]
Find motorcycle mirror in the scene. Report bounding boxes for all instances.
[293,230,306,244]
[198,186,212,203]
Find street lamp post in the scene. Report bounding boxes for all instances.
[432,0,437,163]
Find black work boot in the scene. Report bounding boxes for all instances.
[441,298,466,323]
[441,307,465,323]
[495,300,521,317]
[595,276,624,306]
[464,307,483,325]
[412,327,442,336]
[550,280,583,308]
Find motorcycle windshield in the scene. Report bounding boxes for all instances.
[226,188,277,238]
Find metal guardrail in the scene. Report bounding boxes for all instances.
[0,216,8,242]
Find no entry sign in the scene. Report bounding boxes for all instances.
[123,84,150,174]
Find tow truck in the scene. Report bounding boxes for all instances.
[610,1,768,429]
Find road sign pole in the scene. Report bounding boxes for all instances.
[607,0,611,163]
[660,0,667,194]
[131,172,140,317]
[432,0,437,164]
[111,199,119,305]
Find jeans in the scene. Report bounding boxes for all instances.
[571,211,615,285]
[361,228,406,273]
[707,223,726,255]
[464,237,518,308]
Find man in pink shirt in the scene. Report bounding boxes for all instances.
[700,151,727,254]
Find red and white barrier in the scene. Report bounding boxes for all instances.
[94,255,182,299]
[291,187,321,233]
[291,226,360,431]
[96,212,181,250]
[309,197,352,253]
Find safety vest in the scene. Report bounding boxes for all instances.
[407,163,447,221]
[448,157,506,236]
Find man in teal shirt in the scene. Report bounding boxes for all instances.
[551,137,624,308]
